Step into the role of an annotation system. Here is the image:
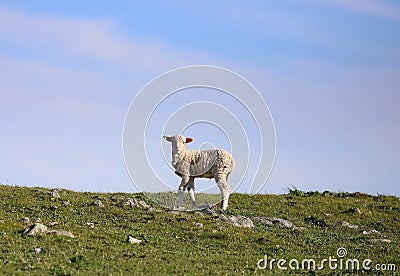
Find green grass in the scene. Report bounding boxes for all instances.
[143,191,221,210]
[0,184,399,275]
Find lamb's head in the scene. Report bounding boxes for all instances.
[163,134,193,153]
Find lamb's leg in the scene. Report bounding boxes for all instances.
[215,173,231,210]
[178,175,190,206]
[224,173,232,210]
[187,177,197,208]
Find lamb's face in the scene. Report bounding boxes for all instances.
[163,134,193,152]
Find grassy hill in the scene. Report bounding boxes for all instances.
[0,184,398,275]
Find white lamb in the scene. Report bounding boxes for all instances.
[163,134,234,210]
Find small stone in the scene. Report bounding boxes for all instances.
[194,222,203,228]
[86,222,95,228]
[33,248,43,254]
[92,199,104,207]
[173,206,189,212]
[201,206,217,217]
[49,222,58,226]
[235,216,254,228]
[46,230,75,238]
[168,210,181,215]
[273,218,294,229]
[197,204,213,210]
[35,218,41,223]
[50,205,58,211]
[219,214,254,228]
[146,207,160,212]
[51,189,60,198]
[252,217,274,226]
[21,217,30,224]
[253,217,305,230]
[218,214,229,222]
[371,239,391,243]
[123,198,138,207]
[62,200,71,206]
[22,223,48,236]
[127,235,142,244]
[339,221,359,229]
[363,229,380,235]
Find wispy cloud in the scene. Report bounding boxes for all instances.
[0,54,122,121]
[177,1,338,47]
[311,0,400,21]
[198,1,400,63]
[0,4,214,71]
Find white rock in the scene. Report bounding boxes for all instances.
[173,206,190,212]
[168,210,181,215]
[371,238,391,243]
[252,217,274,226]
[92,199,104,207]
[201,206,217,216]
[86,222,95,228]
[21,217,30,224]
[123,198,138,207]
[23,223,74,238]
[219,214,254,228]
[33,248,43,254]
[23,223,48,236]
[363,229,380,235]
[46,230,75,238]
[51,189,60,198]
[339,221,359,229]
[127,235,142,244]
[253,217,305,230]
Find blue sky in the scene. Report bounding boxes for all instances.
[0,1,399,195]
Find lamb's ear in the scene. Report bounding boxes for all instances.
[185,137,194,143]
[163,136,172,142]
